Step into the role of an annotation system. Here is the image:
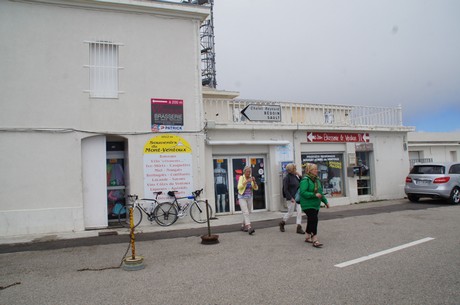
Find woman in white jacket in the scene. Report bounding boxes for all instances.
[279,163,305,234]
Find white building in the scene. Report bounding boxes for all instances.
[408,132,460,166]
[202,93,413,213]
[1,0,413,239]
[1,0,209,236]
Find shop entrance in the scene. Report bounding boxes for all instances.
[356,151,372,195]
[106,140,127,225]
[355,143,374,196]
[212,156,266,214]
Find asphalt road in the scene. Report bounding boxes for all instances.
[1,199,459,305]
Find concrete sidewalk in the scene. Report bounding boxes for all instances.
[0,199,408,247]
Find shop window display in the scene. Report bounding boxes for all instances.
[106,141,126,221]
[213,159,229,213]
[301,153,344,197]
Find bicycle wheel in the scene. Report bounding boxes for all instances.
[118,205,143,228]
[153,202,178,226]
[189,200,212,224]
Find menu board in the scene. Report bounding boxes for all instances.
[143,134,193,199]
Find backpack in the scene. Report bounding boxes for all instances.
[282,174,290,198]
[294,188,300,203]
[112,202,126,215]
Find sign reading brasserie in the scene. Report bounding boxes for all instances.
[151,98,184,132]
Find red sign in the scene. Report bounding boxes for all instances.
[151,98,184,132]
[307,132,370,143]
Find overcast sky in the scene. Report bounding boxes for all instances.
[211,0,460,132]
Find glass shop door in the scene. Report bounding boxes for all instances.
[231,156,266,212]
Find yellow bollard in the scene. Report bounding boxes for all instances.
[129,206,136,259]
[122,202,144,271]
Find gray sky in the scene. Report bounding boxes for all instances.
[212,0,460,131]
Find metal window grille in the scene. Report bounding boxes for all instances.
[84,40,123,98]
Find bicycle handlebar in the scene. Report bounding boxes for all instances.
[193,188,204,198]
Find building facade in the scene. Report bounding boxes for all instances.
[407,132,460,166]
[202,94,413,214]
[0,0,209,236]
[1,0,413,239]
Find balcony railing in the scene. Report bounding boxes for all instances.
[204,98,408,130]
[410,158,434,168]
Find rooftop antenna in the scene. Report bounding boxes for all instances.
[183,0,217,88]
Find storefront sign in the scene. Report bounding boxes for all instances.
[143,134,193,199]
[355,143,374,151]
[151,98,184,132]
[307,132,370,143]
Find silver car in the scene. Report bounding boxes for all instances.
[405,162,460,204]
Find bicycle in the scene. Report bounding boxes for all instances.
[153,189,212,226]
[117,191,163,228]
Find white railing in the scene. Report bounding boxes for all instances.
[410,158,433,168]
[204,98,404,128]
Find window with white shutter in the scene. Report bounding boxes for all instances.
[85,40,123,98]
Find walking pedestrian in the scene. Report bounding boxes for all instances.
[299,163,329,248]
[279,163,305,234]
[237,165,258,235]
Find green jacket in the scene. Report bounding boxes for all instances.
[299,175,328,211]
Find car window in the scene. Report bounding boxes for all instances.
[449,164,460,174]
[410,165,445,174]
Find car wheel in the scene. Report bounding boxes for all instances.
[448,187,460,205]
[407,195,420,202]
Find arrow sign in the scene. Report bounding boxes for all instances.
[362,133,370,142]
[307,132,370,143]
[307,133,316,142]
[241,104,281,122]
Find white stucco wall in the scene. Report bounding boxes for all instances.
[0,0,206,132]
[372,132,410,200]
[0,132,85,235]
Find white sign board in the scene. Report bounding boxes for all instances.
[241,104,281,122]
[143,134,193,200]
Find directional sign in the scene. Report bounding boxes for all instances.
[307,132,370,143]
[241,104,281,122]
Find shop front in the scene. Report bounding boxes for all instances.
[301,153,345,197]
[212,156,267,215]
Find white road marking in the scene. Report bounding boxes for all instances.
[334,237,435,268]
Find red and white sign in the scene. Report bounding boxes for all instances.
[307,132,370,143]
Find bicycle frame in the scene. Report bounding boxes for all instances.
[171,192,201,217]
[120,191,162,228]
[153,189,211,226]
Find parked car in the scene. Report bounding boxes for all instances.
[405,162,460,204]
